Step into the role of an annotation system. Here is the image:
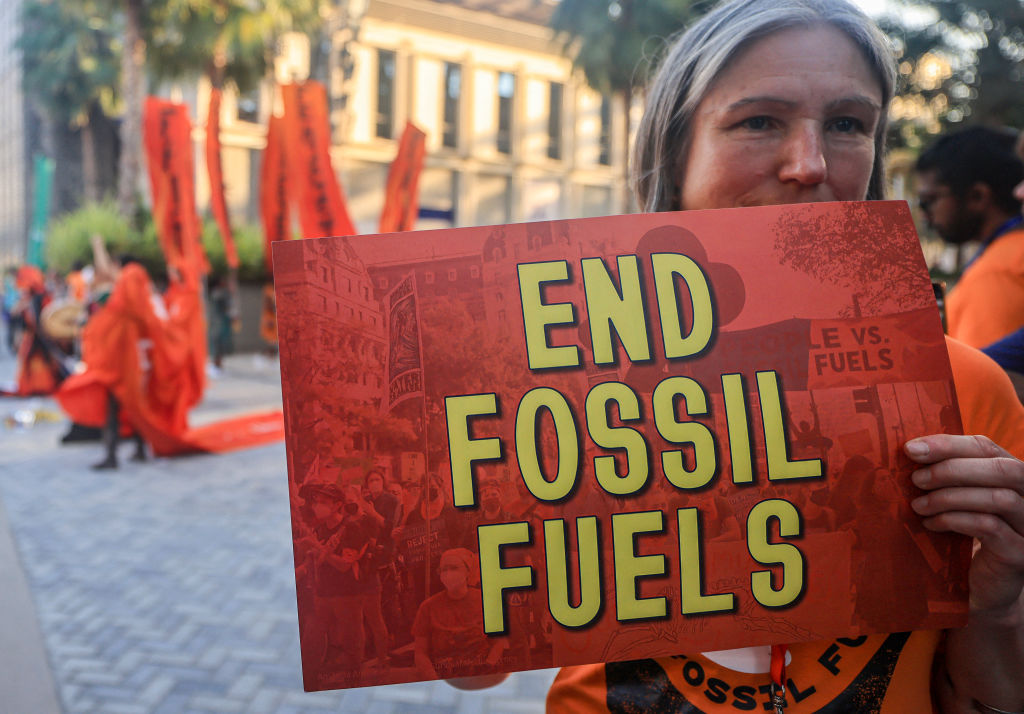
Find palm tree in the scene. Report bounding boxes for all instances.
[549,0,698,211]
[112,0,326,220]
[18,0,120,204]
[118,0,146,219]
[145,0,327,94]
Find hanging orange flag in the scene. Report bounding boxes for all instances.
[379,120,427,233]
[260,113,290,275]
[205,88,240,269]
[143,96,207,285]
[280,81,356,239]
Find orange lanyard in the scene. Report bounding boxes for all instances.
[770,644,789,712]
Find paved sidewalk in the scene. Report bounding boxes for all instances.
[0,353,557,714]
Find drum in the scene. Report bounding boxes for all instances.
[40,299,85,340]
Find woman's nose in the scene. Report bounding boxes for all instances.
[1014,178,1024,205]
[777,125,828,186]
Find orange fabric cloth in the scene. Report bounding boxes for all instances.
[260,114,289,275]
[12,266,62,395]
[56,265,283,455]
[66,271,88,302]
[379,121,427,234]
[546,336,1024,713]
[143,97,208,286]
[946,334,1024,459]
[947,228,1024,348]
[15,265,45,294]
[281,81,356,240]
[205,88,240,269]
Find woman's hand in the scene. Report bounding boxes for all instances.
[905,434,1024,616]
[446,673,510,690]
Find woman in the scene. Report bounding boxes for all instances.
[543,1,1024,712]
[413,548,507,680]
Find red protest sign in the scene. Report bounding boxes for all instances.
[274,201,970,691]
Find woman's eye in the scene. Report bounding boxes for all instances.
[739,116,772,130]
[830,117,865,133]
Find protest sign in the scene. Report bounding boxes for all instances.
[274,201,970,691]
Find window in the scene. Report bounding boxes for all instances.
[470,265,480,279]
[448,268,457,281]
[599,95,612,166]
[497,71,515,154]
[548,82,563,160]
[443,63,461,149]
[376,49,396,139]
[377,277,388,289]
[237,86,260,123]
[425,271,435,284]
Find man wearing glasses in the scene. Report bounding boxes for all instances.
[915,125,1024,349]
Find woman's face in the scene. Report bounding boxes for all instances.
[679,25,883,211]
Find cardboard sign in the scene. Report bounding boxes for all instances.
[274,201,971,691]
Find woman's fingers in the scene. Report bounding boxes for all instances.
[905,433,1024,613]
[911,457,1024,494]
[905,434,1010,464]
[911,486,1024,535]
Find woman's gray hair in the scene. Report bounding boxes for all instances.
[633,0,898,212]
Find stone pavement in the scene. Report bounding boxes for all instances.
[0,352,557,714]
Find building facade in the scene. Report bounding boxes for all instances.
[205,0,629,236]
[0,0,28,267]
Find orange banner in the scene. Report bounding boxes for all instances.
[143,97,207,285]
[281,81,356,239]
[379,121,427,233]
[205,88,240,269]
[260,113,289,275]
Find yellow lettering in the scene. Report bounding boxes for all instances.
[722,373,753,484]
[582,256,651,365]
[757,371,822,481]
[612,511,667,621]
[515,387,579,501]
[517,261,579,370]
[478,522,534,634]
[678,508,735,615]
[585,382,649,496]
[445,394,502,507]
[544,518,602,628]
[652,376,716,490]
[747,499,805,608]
[651,253,714,359]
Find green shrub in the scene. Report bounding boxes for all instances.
[201,221,268,282]
[46,201,270,283]
[46,201,135,271]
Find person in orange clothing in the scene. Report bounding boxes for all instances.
[11,265,68,395]
[59,259,160,468]
[915,126,1024,348]
[979,132,1024,400]
[65,260,89,303]
[58,255,200,464]
[458,0,1024,710]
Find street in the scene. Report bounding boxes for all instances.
[0,352,556,714]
